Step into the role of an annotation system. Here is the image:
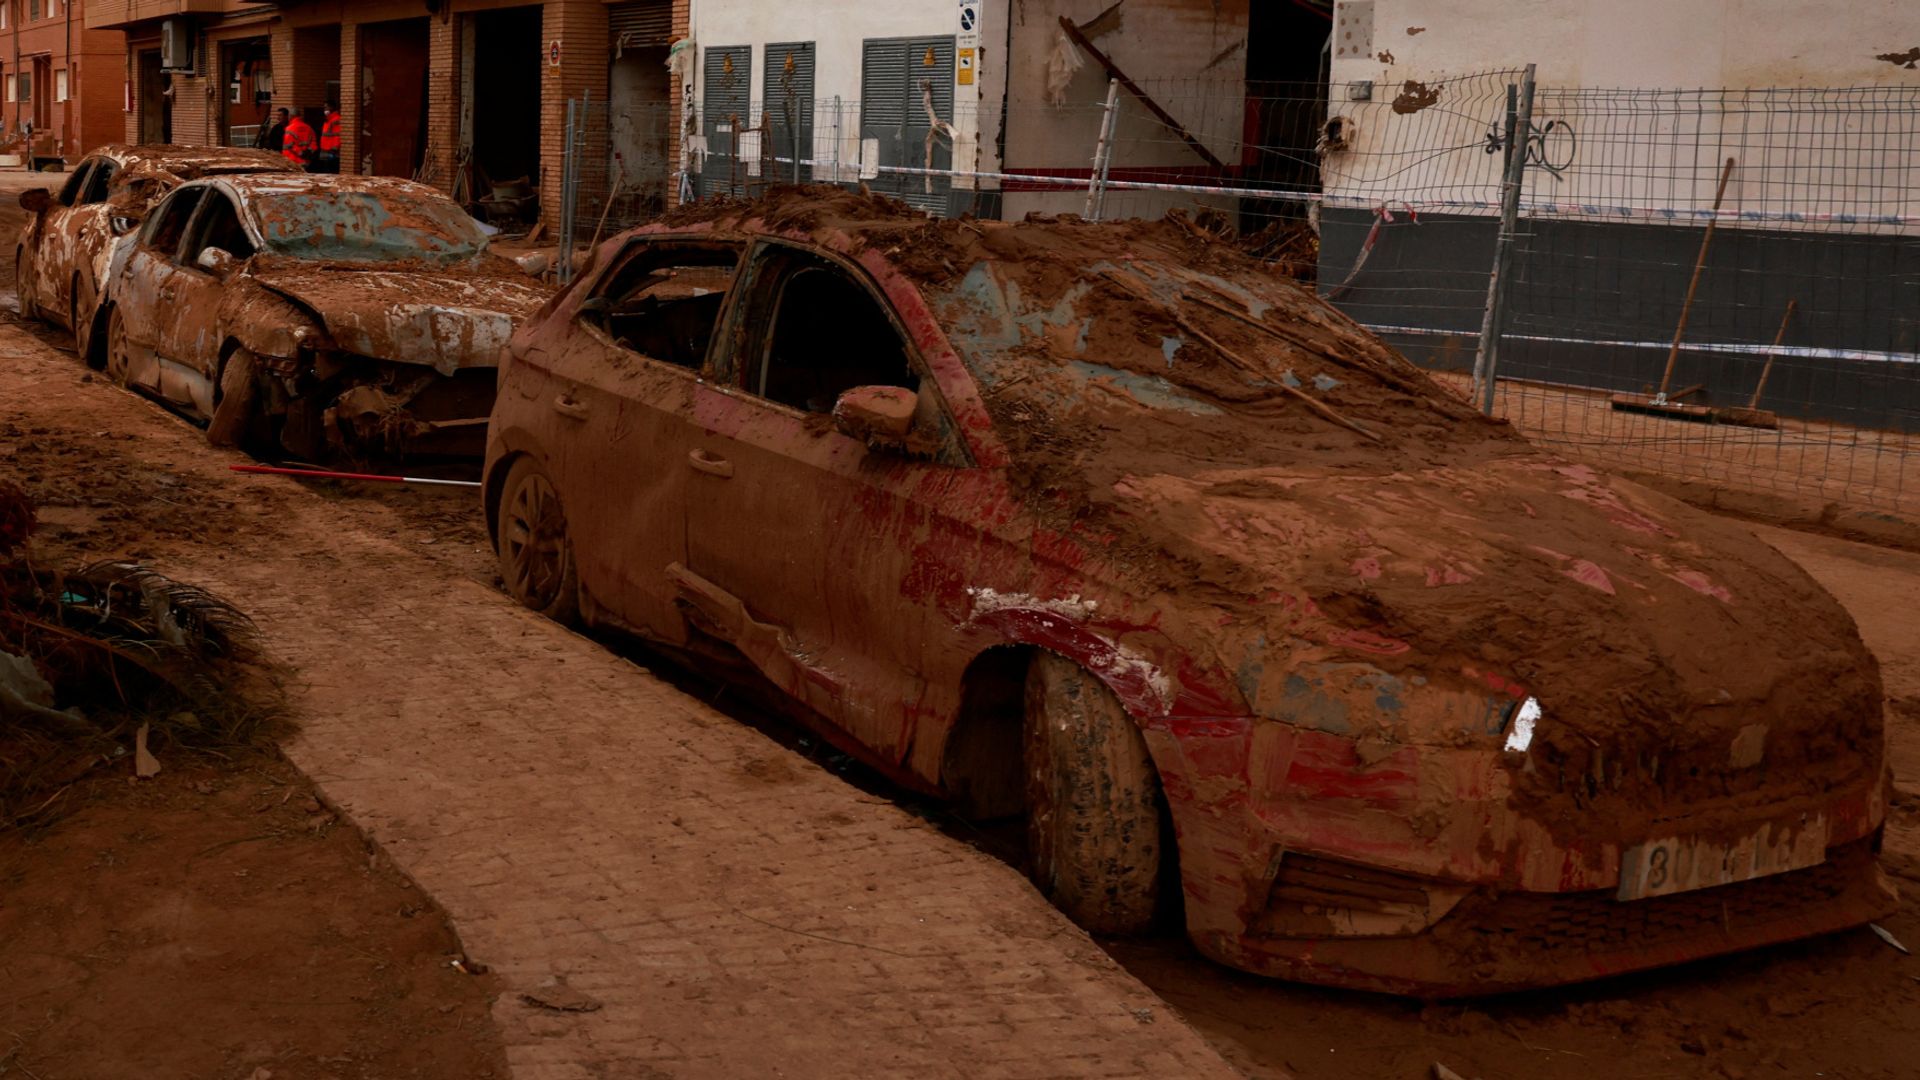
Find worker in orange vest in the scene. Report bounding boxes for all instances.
[282,109,318,170]
[316,105,342,174]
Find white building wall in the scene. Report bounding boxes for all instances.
[1321,0,1920,223]
[1002,0,1250,220]
[688,0,1009,190]
[1328,0,1920,90]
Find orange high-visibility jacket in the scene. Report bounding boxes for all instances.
[283,117,317,165]
[319,111,342,152]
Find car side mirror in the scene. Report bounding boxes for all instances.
[110,214,138,235]
[18,187,50,214]
[832,385,919,447]
[195,246,238,279]
[577,295,610,319]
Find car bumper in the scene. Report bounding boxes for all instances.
[1191,836,1895,998]
[1142,718,1893,997]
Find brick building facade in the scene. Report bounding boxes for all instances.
[0,0,127,164]
[86,0,687,227]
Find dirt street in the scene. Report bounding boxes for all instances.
[2,180,1917,1079]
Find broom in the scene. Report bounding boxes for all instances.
[1610,157,1736,421]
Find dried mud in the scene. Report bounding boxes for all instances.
[660,189,1882,852]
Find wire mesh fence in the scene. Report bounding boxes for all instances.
[555,70,1920,517]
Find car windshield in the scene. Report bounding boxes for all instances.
[253,191,487,263]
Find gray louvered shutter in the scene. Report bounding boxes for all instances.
[701,45,752,198]
[859,36,954,214]
[761,42,815,184]
[608,0,674,48]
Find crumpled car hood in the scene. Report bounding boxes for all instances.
[250,264,550,375]
[1108,452,1879,764]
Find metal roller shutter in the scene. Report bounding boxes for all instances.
[700,44,752,199]
[608,0,674,49]
[761,41,815,184]
[859,36,955,215]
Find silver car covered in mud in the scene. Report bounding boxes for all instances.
[14,144,295,361]
[100,173,552,459]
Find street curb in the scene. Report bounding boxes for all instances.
[1620,470,1920,555]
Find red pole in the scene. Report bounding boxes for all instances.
[228,464,482,488]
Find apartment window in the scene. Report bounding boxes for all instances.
[55,68,67,102]
[27,0,38,21]
[11,73,26,103]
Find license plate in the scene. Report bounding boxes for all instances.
[1617,813,1830,901]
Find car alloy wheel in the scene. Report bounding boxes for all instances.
[71,275,100,368]
[496,456,580,622]
[103,306,131,385]
[1023,651,1166,935]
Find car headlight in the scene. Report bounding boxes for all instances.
[1504,696,1542,753]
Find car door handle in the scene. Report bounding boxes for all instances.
[551,394,589,420]
[687,448,734,478]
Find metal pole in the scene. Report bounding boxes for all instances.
[1093,92,1119,221]
[558,97,577,284]
[832,95,842,185]
[1085,78,1119,220]
[1471,63,1535,415]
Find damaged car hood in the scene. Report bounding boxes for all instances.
[250,262,550,375]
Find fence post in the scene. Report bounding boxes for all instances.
[1471,63,1536,415]
[558,97,578,285]
[1085,78,1120,220]
[831,95,843,185]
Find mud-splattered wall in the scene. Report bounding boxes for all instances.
[1001,0,1251,221]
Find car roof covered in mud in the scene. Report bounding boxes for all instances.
[203,172,456,203]
[640,188,1517,487]
[91,143,296,180]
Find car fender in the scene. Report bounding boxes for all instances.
[215,275,328,359]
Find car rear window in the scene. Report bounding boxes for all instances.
[253,191,488,263]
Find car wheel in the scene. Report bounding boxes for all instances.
[103,305,131,385]
[1023,652,1165,935]
[71,274,100,367]
[495,456,580,623]
[14,251,35,321]
[207,348,259,449]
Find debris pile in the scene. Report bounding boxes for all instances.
[0,481,281,827]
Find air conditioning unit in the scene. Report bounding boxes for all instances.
[160,19,195,73]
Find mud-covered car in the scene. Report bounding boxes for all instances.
[483,192,1893,997]
[14,145,296,361]
[100,173,552,458]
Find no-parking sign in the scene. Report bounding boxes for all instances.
[548,40,562,68]
[957,0,981,48]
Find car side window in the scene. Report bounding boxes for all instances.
[181,192,256,265]
[749,255,918,414]
[80,160,115,204]
[56,161,93,207]
[140,189,204,260]
[586,243,739,371]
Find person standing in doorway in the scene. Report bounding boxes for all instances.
[257,107,289,153]
[281,108,318,170]
[315,104,341,174]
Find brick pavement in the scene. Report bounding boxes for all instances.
[0,326,1247,1079]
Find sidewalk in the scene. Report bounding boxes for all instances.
[0,326,1246,1079]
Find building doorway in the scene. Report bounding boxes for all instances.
[220,38,273,148]
[136,49,170,143]
[1241,1,1331,230]
[606,0,674,216]
[360,18,430,177]
[465,6,541,200]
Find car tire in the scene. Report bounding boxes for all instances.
[1023,652,1165,935]
[495,456,580,623]
[71,274,101,367]
[207,348,259,449]
[14,251,35,321]
[103,305,131,385]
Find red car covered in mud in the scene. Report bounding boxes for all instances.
[483,192,1893,996]
[99,173,551,459]
[14,145,296,361]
